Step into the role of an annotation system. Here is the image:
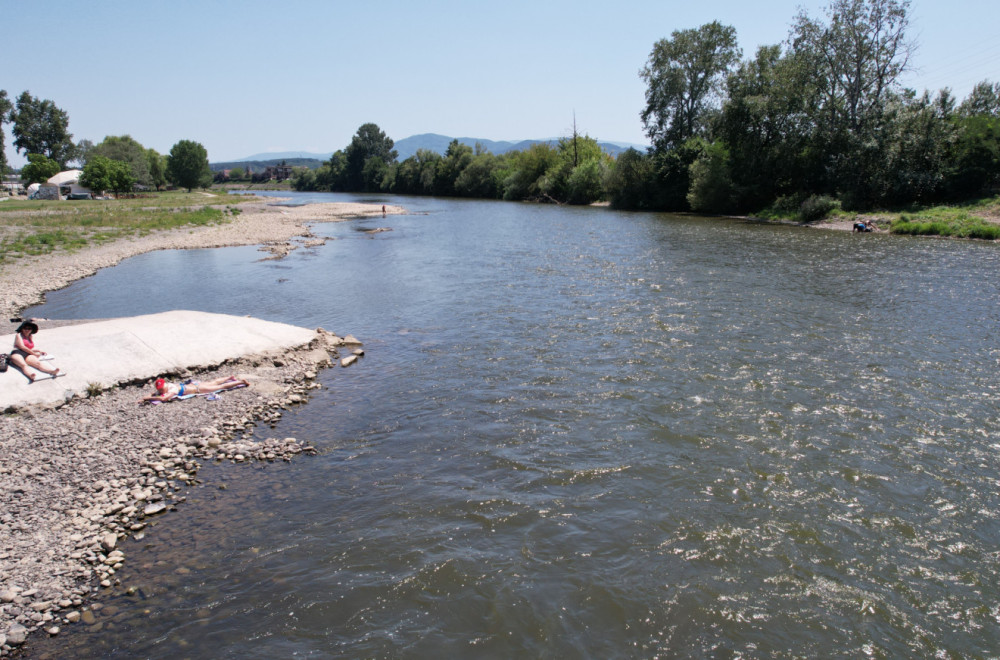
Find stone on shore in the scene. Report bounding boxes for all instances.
[6,623,27,646]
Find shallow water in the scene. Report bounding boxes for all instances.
[25,192,1000,657]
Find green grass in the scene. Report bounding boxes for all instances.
[0,191,258,264]
[890,213,1000,239]
[889,199,1000,239]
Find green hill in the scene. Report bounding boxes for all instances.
[209,158,324,173]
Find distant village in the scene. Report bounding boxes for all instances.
[1,161,295,201]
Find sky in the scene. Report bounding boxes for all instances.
[2,0,998,167]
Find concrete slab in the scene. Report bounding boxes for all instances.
[0,310,316,409]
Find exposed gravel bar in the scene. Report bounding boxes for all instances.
[0,198,403,319]
[0,198,393,653]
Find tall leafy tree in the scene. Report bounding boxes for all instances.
[434,140,474,196]
[640,21,741,150]
[343,123,397,191]
[789,0,913,205]
[10,91,75,168]
[87,135,152,186]
[718,45,821,209]
[790,0,913,137]
[166,140,212,192]
[0,90,11,175]
[147,148,168,190]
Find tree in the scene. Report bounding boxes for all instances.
[717,45,823,210]
[9,91,75,167]
[958,80,1000,118]
[539,132,606,202]
[876,89,957,205]
[166,140,212,192]
[20,153,60,184]
[788,0,914,205]
[640,21,741,150]
[343,123,397,191]
[790,0,913,137]
[147,149,168,190]
[87,135,152,186]
[565,158,606,205]
[80,155,135,194]
[687,141,736,213]
[74,139,95,167]
[604,148,656,210]
[0,90,11,175]
[946,114,1000,199]
[434,140,474,196]
[454,148,501,198]
[498,142,560,201]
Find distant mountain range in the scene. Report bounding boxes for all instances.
[215,134,648,169]
[391,134,648,160]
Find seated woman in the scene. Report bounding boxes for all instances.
[140,375,249,403]
[9,320,62,382]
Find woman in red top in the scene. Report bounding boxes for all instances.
[9,320,61,382]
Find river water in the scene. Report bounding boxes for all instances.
[25,192,1000,657]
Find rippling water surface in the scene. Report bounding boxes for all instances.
[26,192,1000,657]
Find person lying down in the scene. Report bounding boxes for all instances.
[140,375,249,403]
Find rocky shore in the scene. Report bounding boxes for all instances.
[0,198,392,654]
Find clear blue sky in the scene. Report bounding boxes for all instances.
[2,0,997,167]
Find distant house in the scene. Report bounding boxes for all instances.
[264,162,293,181]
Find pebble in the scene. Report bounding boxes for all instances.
[143,503,167,516]
[6,624,27,646]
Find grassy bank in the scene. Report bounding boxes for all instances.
[0,191,260,265]
[888,198,1000,239]
[756,195,1000,239]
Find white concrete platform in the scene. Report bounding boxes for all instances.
[0,310,316,409]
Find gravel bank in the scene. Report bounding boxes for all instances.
[0,198,403,319]
[0,198,392,653]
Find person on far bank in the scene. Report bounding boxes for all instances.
[9,320,62,382]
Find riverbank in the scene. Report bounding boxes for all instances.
[0,329,360,653]
[0,197,404,319]
[0,198,396,654]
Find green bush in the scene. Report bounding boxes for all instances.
[798,195,840,222]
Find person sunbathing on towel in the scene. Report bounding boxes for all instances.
[140,375,249,403]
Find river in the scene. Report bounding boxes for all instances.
[24,192,1000,657]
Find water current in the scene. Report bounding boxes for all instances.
[25,192,1000,657]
